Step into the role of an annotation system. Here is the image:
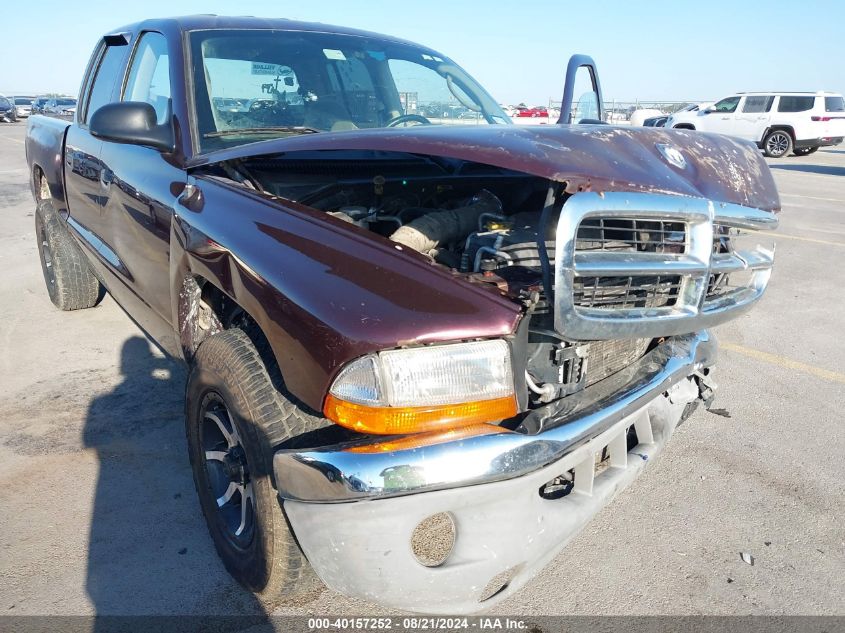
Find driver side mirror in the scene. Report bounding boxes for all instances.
[90,101,175,153]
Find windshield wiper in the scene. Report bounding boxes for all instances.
[203,126,320,139]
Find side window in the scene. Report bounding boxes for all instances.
[824,96,844,112]
[713,96,741,113]
[742,96,774,113]
[777,96,815,113]
[123,32,171,124]
[324,56,381,127]
[83,43,127,124]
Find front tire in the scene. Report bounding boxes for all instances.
[186,328,321,602]
[763,130,793,158]
[35,200,102,311]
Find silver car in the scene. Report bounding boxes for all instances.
[13,97,35,118]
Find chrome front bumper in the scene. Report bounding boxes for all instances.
[274,332,716,613]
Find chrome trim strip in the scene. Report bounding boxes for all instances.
[554,192,777,341]
[572,252,709,276]
[67,216,130,277]
[273,332,716,503]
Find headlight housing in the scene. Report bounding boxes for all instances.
[325,340,517,435]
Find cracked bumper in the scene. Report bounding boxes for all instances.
[273,332,716,613]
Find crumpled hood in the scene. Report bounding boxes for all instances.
[193,124,780,212]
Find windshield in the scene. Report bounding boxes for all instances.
[57,98,76,106]
[189,29,510,151]
[15,98,32,105]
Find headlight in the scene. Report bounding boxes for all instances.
[325,340,516,435]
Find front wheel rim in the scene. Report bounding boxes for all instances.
[199,393,256,548]
[767,133,789,155]
[37,220,56,289]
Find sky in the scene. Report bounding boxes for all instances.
[2,0,843,105]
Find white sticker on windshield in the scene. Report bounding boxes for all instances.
[251,62,279,75]
[323,49,347,61]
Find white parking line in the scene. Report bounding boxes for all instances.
[780,193,845,204]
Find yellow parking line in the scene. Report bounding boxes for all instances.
[760,231,844,247]
[0,136,24,144]
[721,342,845,385]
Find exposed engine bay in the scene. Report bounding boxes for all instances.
[213,151,708,410]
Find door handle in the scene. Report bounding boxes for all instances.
[721,117,730,120]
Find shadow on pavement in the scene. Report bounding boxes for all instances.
[769,163,845,177]
[83,336,271,624]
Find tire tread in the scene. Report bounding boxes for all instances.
[35,200,101,311]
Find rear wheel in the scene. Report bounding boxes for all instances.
[186,328,324,602]
[793,146,819,156]
[35,200,103,311]
[763,130,793,158]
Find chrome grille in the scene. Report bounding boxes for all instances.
[554,192,777,341]
[573,275,682,310]
[577,218,686,253]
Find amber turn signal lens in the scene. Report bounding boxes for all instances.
[323,394,518,435]
[347,423,507,453]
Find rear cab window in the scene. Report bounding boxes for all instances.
[777,96,815,113]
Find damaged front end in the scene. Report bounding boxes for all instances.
[194,124,778,417]
[192,124,778,613]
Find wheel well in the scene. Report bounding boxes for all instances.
[179,275,271,362]
[763,125,795,141]
[673,124,695,130]
[32,165,46,200]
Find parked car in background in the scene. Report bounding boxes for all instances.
[629,108,663,126]
[665,91,845,157]
[13,97,35,118]
[31,97,50,115]
[513,105,549,118]
[0,95,17,122]
[643,114,668,127]
[43,97,77,118]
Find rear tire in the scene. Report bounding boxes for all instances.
[793,146,818,156]
[35,200,102,311]
[763,130,793,158]
[185,328,322,603]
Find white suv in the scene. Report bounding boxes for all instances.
[665,92,845,157]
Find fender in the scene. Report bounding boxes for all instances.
[169,176,522,412]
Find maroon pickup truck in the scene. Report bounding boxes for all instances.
[25,15,778,614]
